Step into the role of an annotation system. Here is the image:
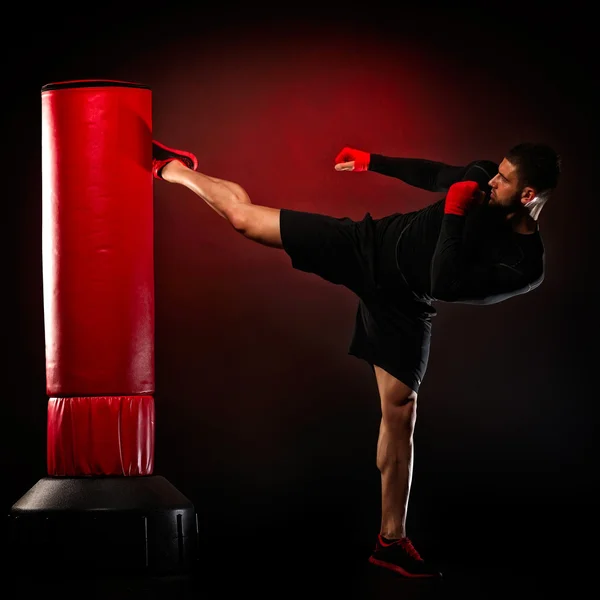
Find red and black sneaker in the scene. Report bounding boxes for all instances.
[368,534,442,578]
[152,140,198,180]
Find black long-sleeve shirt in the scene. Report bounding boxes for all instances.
[368,154,545,305]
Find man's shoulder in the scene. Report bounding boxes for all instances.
[464,159,499,180]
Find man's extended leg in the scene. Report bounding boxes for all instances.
[159,157,283,249]
[369,365,441,578]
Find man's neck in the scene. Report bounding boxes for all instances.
[509,211,538,234]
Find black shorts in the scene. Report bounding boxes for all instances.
[280,208,435,393]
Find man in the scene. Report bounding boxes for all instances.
[151,139,561,578]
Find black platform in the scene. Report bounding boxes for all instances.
[7,476,198,578]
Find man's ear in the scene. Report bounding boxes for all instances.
[521,186,536,205]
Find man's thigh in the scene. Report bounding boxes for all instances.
[279,208,378,296]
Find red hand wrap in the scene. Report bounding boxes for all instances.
[334,146,370,171]
[444,180,482,216]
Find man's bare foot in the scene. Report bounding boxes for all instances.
[160,159,189,183]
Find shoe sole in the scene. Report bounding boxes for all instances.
[368,556,442,578]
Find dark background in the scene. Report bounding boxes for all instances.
[3,3,597,597]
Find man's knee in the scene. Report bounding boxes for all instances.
[375,366,418,431]
[382,390,417,432]
[227,204,283,248]
[228,202,250,233]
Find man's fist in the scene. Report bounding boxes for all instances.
[444,181,484,216]
[334,147,370,172]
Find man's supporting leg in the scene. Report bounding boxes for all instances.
[375,365,416,540]
[160,160,283,248]
[369,365,441,577]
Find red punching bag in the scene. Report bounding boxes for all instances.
[9,80,198,578]
[42,79,154,476]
